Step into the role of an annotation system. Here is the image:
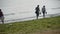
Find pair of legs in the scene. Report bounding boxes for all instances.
[43,13,45,18]
[36,14,39,19]
[0,16,4,24]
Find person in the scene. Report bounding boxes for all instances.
[35,5,40,19]
[42,5,47,18]
[0,9,4,24]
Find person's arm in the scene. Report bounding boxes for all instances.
[1,10,4,17]
[2,12,4,16]
[45,8,47,14]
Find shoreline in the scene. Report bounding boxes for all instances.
[0,13,60,24]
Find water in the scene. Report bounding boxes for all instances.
[0,0,60,23]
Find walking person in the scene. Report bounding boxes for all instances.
[35,5,40,19]
[42,5,47,18]
[0,9,4,24]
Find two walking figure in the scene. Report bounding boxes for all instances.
[35,5,47,19]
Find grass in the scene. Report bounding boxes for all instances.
[0,16,60,34]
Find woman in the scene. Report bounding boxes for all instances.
[35,5,40,19]
[42,5,47,18]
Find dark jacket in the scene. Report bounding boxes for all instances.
[0,10,3,17]
[35,7,40,14]
[42,7,46,12]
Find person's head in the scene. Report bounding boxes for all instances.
[37,5,39,7]
[43,5,45,7]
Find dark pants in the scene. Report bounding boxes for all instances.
[43,12,45,18]
[0,16,4,24]
[36,13,39,19]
